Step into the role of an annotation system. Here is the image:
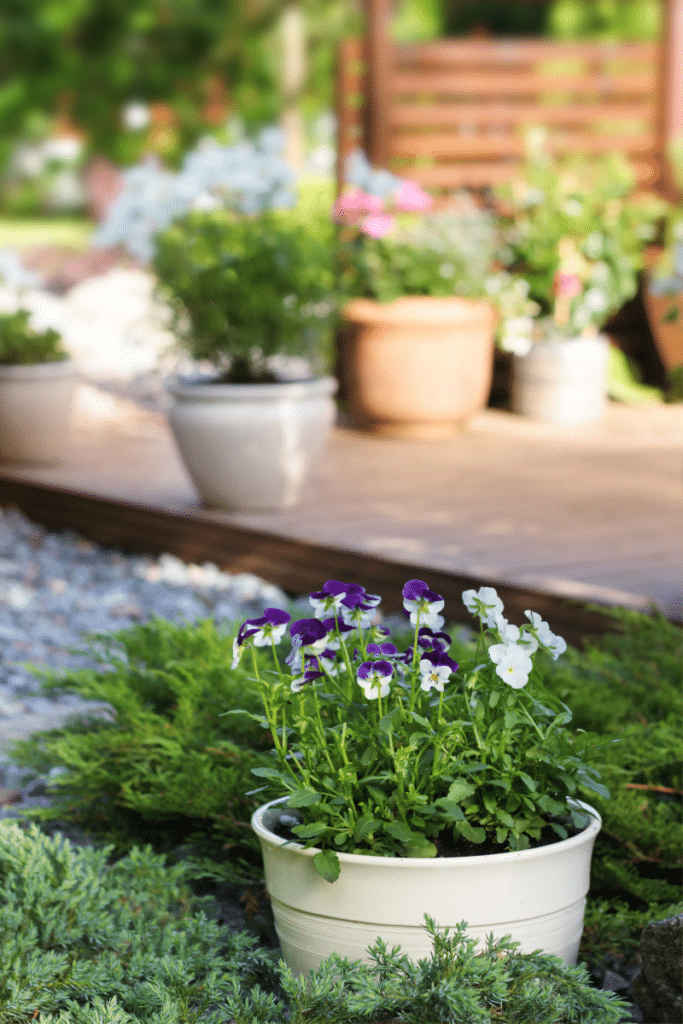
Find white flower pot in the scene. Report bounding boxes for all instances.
[511,334,609,425]
[252,797,601,977]
[166,375,338,511]
[0,360,76,464]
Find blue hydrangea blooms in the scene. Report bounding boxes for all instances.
[93,127,296,263]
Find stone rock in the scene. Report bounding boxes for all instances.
[631,914,682,1024]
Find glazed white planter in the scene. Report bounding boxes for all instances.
[252,797,601,977]
[511,334,609,425]
[0,360,76,464]
[166,375,338,511]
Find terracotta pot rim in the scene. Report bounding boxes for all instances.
[344,296,496,326]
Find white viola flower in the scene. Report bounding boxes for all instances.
[463,587,504,627]
[488,643,533,689]
[357,660,392,700]
[524,611,567,660]
[402,580,445,630]
[418,654,454,693]
[231,636,244,670]
[494,613,520,644]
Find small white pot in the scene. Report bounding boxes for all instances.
[0,360,76,464]
[252,797,601,977]
[166,375,338,512]
[511,334,609,425]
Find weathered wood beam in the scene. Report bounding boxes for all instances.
[660,0,683,198]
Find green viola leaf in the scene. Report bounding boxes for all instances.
[496,808,516,828]
[313,849,341,883]
[576,771,610,799]
[287,788,320,808]
[495,827,509,845]
[383,820,416,843]
[447,779,476,802]
[435,799,465,822]
[488,691,500,708]
[292,822,328,839]
[405,840,438,858]
[353,812,381,843]
[409,712,432,729]
[518,772,537,791]
[251,766,286,779]
[459,820,486,844]
[379,707,402,734]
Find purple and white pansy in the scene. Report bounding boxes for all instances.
[231,607,291,668]
[419,650,459,692]
[357,659,393,700]
[230,580,566,703]
[402,579,445,630]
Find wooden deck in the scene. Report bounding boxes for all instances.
[0,386,681,644]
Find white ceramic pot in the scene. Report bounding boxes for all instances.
[0,360,76,464]
[511,334,609,425]
[166,375,338,511]
[252,797,601,976]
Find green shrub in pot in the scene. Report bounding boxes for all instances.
[0,308,69,365]
[152,208,338,384]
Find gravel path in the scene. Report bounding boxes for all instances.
[0,505,289,803]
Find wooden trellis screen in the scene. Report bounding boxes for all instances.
[336,36,666,194]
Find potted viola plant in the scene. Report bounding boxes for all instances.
[0,308,75,464]
[495,147,666,424]
[334,152,500,438]
[231,578,607,977]
[644,205,683,382]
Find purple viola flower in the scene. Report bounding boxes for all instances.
[291,667,324,693]
[366,641,399,657]
[320,616,354,649]
[357,659,393,700]
[286,618,330,672]
[417,627,452,653]
[418,650,458,692]
[402,580,445,630]
[309,580,349,619]
[231,608,291,668]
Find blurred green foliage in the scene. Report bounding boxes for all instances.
[0,0,358,173]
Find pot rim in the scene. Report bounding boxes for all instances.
[0,358,75,379]
[252,795,601,869]
[344,296,496,327]
[166,373,338,402]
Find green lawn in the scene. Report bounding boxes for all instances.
[0,217,95,250]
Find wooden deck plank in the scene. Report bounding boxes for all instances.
[0,396,681,645]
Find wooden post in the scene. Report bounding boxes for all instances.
[659,0,683,198]
[279,4,306,174]
[363,0,392,168]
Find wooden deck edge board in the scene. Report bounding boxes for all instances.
[1,475,673,646]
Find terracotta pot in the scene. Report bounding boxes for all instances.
[0,360,76,464]
[341,297,497,438]
[252,797,601,977]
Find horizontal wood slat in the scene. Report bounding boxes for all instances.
[389,132,657,159]
[397,158,660,189]
[343,37,659,64]
[390,102,656,128]
[390,71,657,97]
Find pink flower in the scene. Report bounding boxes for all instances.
[360,214,394,238]
[332,188,384,222]
[553,272,582,299]
[394,180,432,212]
